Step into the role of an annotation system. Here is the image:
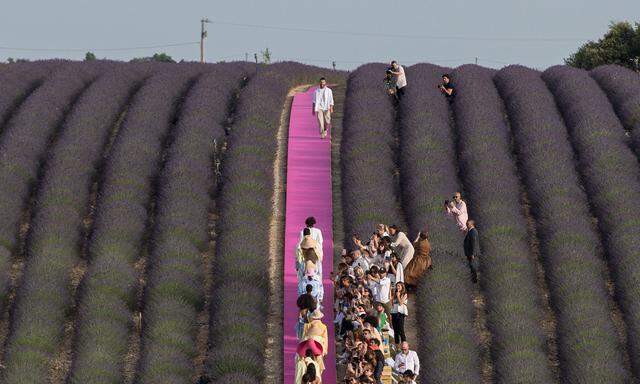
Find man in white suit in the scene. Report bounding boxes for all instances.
[312,77,334,139]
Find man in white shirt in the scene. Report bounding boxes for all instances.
[374,268,392,319]
[390,61,407,99]
[351,250,370,272]
[394,341,420,377]
[312,77,334,139]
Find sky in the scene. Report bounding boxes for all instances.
[0,0,638,70]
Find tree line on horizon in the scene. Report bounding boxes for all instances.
[2,22,639,71]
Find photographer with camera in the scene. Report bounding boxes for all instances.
[384,69,398,102]
[445,191,468,232]
[438,73,455,101]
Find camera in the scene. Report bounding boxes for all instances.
[444,199,450,206]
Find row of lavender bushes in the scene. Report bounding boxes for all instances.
[67,67,208,384]
[340,63,403,239]
[590,65,640,159]
[205,63,341,383]
[136,64,252,384]
[494,65,630,382]
[399,64,481,383]
[1,66,149,383]
[0,60,60,132]
[0,63,101,306]
[451,65,554,383]
[543,66,640,378]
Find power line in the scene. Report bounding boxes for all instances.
[209,19,590,43]
[0,41,199,53]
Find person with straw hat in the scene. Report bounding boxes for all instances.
[299,309,328,375]
[304,309,328,353]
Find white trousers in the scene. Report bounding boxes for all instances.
[316,109,331,134]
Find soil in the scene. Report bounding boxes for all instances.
[192,208,217,381]
[0,204,31,368]
[522,189,560,383]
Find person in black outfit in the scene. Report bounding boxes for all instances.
[463,219,480,283]
[438,74,455,101]
[297,284,318,312]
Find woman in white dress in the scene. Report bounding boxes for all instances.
[389,225,414,268]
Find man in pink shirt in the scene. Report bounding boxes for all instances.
[445,191,468,231]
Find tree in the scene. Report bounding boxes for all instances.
[85,51,96,61]
[151,53,175,63]
[130,52,175,63]
[261,47,271,64]
[566,21,640,71]
[6,58,29,63]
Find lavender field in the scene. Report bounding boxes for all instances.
[0,60,638,383]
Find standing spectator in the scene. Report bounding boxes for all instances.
[404,228,432,286]
[384,69,398,101]
[369,339,386,384]
[394,342,420,377]
[374,302,389,332]
[389,225,415,268]
[386,253,404,285]
[372,268,392,320]
[438,73,456,100]
[402,370,417,384]
[445,191,468,231]
[312,77,334,139]
[389,61,407,99]
[376,223,389,238]
[391,282,409,345]
[464,219,481,283]
[351,250,370,272]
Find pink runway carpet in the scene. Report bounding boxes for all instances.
[283,87,336,383]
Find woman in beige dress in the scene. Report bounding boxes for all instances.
[389,225,415,268]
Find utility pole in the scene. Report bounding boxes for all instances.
[332,61,336,70]
[245,52,249,62]
[475,57,478,65]
[200,18,211,63]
